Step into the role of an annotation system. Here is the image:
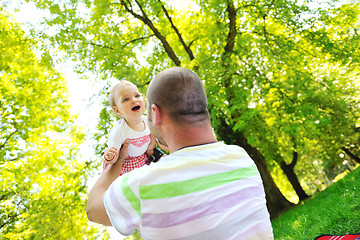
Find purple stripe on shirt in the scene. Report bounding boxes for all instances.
[108,183,137,229]
[175,206,272,240]
[142,185,264,228]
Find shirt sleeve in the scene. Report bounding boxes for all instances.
[103,172,142,236]
[107,120,125,149]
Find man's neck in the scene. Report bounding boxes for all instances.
[166,124,217,153]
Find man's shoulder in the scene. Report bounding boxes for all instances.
[175,142,245,155]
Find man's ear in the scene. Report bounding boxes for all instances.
[151,104,161,126]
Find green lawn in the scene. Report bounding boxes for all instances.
[272,166,360,240]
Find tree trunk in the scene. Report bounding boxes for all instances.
[215,118,293,219]
[210,0,293,219]
[280,151,309,201]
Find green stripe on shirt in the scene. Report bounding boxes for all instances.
[139,164,258,199]
[122,174,141,216]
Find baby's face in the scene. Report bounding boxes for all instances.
[113,83,145,120]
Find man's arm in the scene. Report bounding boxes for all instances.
[86,139,130,225]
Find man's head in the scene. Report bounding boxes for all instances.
[146,67,210,145]
[147,67,209,124]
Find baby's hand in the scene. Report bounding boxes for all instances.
[104,147,119,164]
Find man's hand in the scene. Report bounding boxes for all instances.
[118,139,130,161]
[157,139,169,152]
[86,139,130,226]
[146,135,157,156]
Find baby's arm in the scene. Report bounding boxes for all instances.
[103,147,119,165]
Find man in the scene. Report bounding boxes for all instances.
[87,67,274,239]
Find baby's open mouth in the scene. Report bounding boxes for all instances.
[132,105,140,111]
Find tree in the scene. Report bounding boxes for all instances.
[246,2,360,197]
[22,0,360,218]
[0,11,104,239]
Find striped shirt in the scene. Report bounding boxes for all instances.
[104,142,274,240]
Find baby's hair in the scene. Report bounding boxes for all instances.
[109,80,135,108]
[108,80,136,118]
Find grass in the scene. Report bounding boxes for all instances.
[272,166,360,240]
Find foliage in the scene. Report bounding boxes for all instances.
[21,0,360,213]
[272,165,360,240]
[0,11,104,239]
[124,229,142,240]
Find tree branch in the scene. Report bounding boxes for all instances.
[342,147,360,164]
[120,0,145,21]
[221,0,237,100]
[123,35,155,47]
[0,130,18,150]
[224,0,237,54]
[120,0,181,66]
[89,42,114,50]
[0,211,21,229]
[7,157,20,162]
[158,0,195,61]
[290,150,298,169]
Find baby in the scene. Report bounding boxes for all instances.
[103,80,162,175]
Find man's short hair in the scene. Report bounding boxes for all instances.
[147,67,209,124]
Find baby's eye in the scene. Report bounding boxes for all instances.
[135,94,141,98]
[123,97,129,102]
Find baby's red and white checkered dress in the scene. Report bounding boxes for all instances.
[103,153,150,175]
